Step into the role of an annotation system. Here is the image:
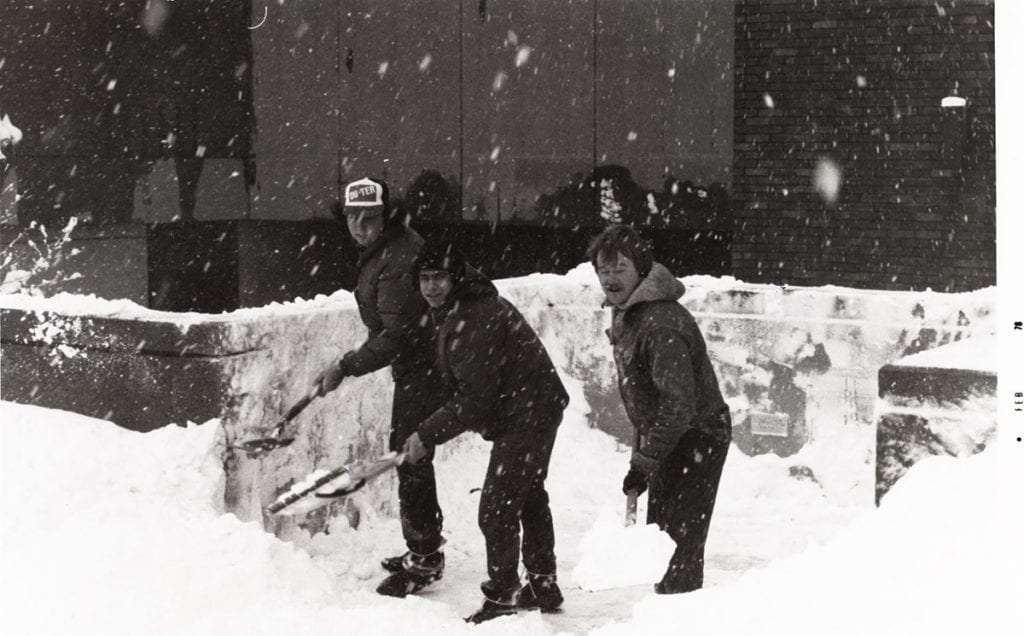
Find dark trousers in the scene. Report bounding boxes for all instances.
[478,412,561,593]
[647,427,729,593]
[390,370,447,555]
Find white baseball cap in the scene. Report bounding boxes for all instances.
[344,178,385,213]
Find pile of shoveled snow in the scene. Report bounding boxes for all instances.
[591,448,1021,636]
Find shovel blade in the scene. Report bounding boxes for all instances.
[235,389,318,457]
[231,436,296,456]
[265,452,404,517]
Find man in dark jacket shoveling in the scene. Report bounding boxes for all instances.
[314,177,448,597]
[587,224,731,595]
[403,241,570,624]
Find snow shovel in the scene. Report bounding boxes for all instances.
[231,388,319,457]
[571,490,675,592]
[266,452,406,517]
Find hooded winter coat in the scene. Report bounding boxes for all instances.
[608,262,730,474]
[340,224,433,380]
[417,267,569,445]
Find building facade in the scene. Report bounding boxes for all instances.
[0,0,996,309]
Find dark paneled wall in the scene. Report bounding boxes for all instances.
[2,0,254,227]
[2,0,734,229]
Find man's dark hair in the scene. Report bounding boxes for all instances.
[415,239,467,284]
[585,224,653,278]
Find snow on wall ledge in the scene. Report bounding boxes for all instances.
[874,335,997,505]
[0,266,995,529]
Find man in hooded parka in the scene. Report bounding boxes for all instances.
[587,224,732,595]
[402,241,570,624]
[314,177,447,597]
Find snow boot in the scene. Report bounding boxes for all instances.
[375,551,444,598]
[517,572,563,613]
[382,538,447,573]
[465,580,520,624]
[380,553,407,573]
[654,579,701,595]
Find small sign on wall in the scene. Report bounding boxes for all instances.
[750,411,789,437]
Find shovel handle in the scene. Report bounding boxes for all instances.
[624,491,638,527]
[265,387,319,438]
[277,388,319,429]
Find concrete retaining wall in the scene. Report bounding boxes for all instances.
[0,273,996,533]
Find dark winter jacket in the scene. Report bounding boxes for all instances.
[417,268,569,445]
[608,262,730,475]
[340,224,432,380]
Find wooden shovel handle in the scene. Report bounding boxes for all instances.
[624,491,638,527]
[267,388,319,436]
[282,389,318,424]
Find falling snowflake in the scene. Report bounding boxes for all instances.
[813,157,842,205]
[763,93,774,109]
[419,54,433,71]
[646,192,659,216]
[515,46,532,68]
[492,71,508,91]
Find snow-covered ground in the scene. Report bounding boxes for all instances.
[2,387,1019,635]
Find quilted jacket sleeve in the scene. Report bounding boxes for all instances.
[631,325,697,474]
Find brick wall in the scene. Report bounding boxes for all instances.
[733,0,995,291]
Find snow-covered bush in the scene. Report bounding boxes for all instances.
[0,217,83,295]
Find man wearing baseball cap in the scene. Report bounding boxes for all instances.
[315,176,449,598]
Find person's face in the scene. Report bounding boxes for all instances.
[419,269,454,308]
[595,251,642,307]
[346,208,384,246]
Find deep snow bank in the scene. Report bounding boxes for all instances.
[0,402,510,635]
[2,400,1016,636]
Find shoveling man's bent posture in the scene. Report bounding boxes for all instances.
[587,224,731,595]
[314,177,448,597]
[403,241,569,624]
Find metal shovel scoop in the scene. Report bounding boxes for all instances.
[231,389,318,457]
[266,452,406,516]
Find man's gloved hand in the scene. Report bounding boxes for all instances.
[314,360,348,397]
[622,467,648,496]
[402,432,429,464]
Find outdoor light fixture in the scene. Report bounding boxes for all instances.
[938,95,968,191]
